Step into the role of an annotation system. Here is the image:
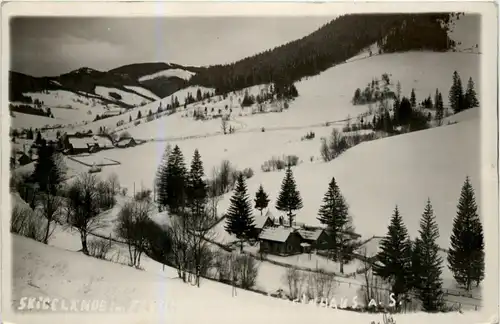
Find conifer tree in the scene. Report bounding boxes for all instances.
[435,91,444,125]
[434,89,439,109]
[317,177,356,273]
[32,143,65,195]
[164,145,187,214]
[186,149,207,217]
[447,177,485,290]
[449,71,464,114]
[464,77,479,109]
[396,81,402,100]
[276,165,303,226]
[410,88,416,108]
[224,174,256,251]
[254,184,270,216]
[129,115,132,123]
[373,206,412,310]
[137,110,142,120]
[156,144,172,210]
[413,199,444,312]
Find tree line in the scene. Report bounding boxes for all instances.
[373,176,484,312]
[188,13,454,95]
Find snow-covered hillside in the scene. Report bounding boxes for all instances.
[138,68,196,82]
[8,234,486,324]
[94,86,153,106]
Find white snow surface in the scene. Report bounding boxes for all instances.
[123,86,160,101]
[138,68,196,82]
[94,86,152,107]
[8,234,487,324]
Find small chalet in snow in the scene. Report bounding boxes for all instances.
[258,227,302,256]
[67,137,92,155]
[252,213,274,235]
[116,137,137,148]
[297,227,331,251]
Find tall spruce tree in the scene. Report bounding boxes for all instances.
[413,199,444,312]
[32,143,65,195]
[435,91,444,125]
[275,165,303,226]
[464,77,479,109]
[186,149,207,218]
[373,205,412,310]
[156,143,172,209]
[410,88,416,108]
[317,177,357,273]
[164,145,187,214]
[224,173,256,251]
[449,71,464,114]
[447,176,484,290]
[254,184,270,216]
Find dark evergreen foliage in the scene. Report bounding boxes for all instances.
[464,77,479,109]
[449,71,464,114]
[447,177,485,290]
[317,177,357,273]
[413,199,444,312]
[188,14,454,94]
[275,165,303,226]
[373,206,412,309]
[32,144,65,195]
[186,149,208,217]
[410,89,416,108]
[162,145,188,214]
[224,174,256,251]
[254,184,270,216]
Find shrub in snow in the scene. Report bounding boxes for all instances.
[230,254,259,289]
[301,131,315,140]
[134,120,141,126]
[11,205,47,242]
[261,155,299,172]
[134,189,152,202]
[88,238,113,260]
[242,167,254,179]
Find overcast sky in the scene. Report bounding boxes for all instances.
[10,16,334,77]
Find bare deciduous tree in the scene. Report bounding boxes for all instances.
[37,192,63,244]
[221,117,228,134]
[107,173,120,195]
[115,199,154,268]
[65,173,106,255]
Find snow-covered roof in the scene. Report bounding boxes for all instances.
[258,226,296,243]
[297,228,325,241]
[253,214,271,229]
[264,209,274,219]
[68,137,91,149]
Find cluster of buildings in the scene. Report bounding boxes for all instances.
[10,131,138,169]
[253,211,360,257]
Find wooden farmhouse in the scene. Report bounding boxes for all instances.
[258,227,303,256]
[296,227,331,251]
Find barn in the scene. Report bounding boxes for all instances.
[116,138,137,148]
[258,227,302,256]
[297,227,331,251]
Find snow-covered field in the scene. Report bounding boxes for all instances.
[94,86,152,107]
[6,234,488,324]
[123,86,160,101]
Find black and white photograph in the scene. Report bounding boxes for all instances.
[2,2,498,324]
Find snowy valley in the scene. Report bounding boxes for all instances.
[6,12,493,324]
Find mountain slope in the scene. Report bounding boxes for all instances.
[188,13,458,93]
